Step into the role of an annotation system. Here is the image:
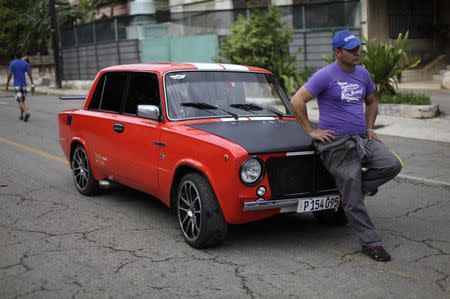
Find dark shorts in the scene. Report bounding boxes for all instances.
[14,86,27,102]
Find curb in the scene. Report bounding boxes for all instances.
[395,174,450,190]
[378,104,439,119]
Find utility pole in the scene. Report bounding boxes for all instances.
[49,0,62,88]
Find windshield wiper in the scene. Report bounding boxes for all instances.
[229,103,284,117]
[181,102,239,120]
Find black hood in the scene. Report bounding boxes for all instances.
[187,119,314,154]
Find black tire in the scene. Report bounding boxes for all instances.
[71,145,99,196]
[177,173,228,248]
[313,206,348,226]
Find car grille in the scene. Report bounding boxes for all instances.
[266,154,337,198]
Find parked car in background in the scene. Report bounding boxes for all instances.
[58,63,345,248]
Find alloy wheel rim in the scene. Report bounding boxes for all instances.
[72,148,90,191]
[177,180,202,241]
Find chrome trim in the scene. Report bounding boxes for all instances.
[137,105,160,120]
[163,70,293,122]
[243,194,340,211]
[239,156,265,186]
[286,151,315,156]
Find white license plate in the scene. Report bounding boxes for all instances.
[297,195,340,213]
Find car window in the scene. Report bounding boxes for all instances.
[124,73,160,115]
[99,72,127,113]
[88,75,106,110]
[165,71,291,120]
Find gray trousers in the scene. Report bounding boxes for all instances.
[316,137,402,247]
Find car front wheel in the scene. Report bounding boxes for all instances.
[71,145,99,196]
[177,173,228,248]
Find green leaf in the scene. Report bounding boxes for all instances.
[219,6,304,96]
[361,32,420,94]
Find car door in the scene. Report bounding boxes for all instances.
[111,72,162,195]
[82,72,128,180]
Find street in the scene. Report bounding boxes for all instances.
[0,92,449,298]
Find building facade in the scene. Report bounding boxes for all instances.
[59,0,448,80]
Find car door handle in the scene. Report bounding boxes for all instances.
[113,123,125,133]
[153,141,166,147]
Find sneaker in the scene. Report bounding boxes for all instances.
[19,116,23,120]
[361,245,391,261]
[24,113,30,122]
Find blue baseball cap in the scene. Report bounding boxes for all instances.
[332,29,362,50]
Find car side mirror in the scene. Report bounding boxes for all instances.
[137,105,160,121]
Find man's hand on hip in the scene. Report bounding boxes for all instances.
[309,128,335,143]
[367,130,382,143]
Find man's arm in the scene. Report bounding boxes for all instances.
[290,86,334,143]
[27,71,34,94]
[5,71,12,91]
[365,93,380,141]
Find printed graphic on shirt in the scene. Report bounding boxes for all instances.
[337,81,363,102]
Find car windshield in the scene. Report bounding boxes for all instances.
[165,71,292,120]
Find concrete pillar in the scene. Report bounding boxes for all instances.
[366,0,389,42]
[360,0,368,39]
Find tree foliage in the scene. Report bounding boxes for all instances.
[361,32,420,94]
[219,6,302,95]
[0,0,101,59]
[0,0,32,57]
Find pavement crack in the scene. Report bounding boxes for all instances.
[234,266,255,299]
[14,284,49,299]
[97,245,176,263]
[114,259,135,274]
[404,201,445,217]
[182,253,254,298]
[0,263,22,271]
[380,229,449,261]
[72,289,81,299]
[295,259,318,270]
[433,268,449,292]
[204,256,254,297]
[323,249,362,268]
[19,252,32,272]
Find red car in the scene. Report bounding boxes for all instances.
[58,63,345,248]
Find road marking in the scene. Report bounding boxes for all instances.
[396,174,450,188]
[0,136,68,165]
[0,101,8,105]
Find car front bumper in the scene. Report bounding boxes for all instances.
[243,193,340,213]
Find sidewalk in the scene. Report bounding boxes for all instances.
[306,93,450,144]
[35,82,450,144]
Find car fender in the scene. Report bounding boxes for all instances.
[69,137,102,181]
[168,156,232,214]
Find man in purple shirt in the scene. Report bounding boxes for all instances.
[291,30,402,261]
[6,52,34,122]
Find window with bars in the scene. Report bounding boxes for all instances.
[388,0,434,38]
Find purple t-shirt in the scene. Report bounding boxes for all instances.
[304,62,376,136]
[8,59,31,87]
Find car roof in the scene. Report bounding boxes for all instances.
[101,62,272,75]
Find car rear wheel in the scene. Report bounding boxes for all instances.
[313,206,348,226]
[177,173,228,248]
[72,145,99,196]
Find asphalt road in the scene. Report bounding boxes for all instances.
[1,92,449,298]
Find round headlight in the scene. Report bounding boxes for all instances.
[240,157,264,185]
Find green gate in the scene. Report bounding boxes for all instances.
[140,34,219,63]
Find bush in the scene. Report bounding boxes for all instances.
[219,6,301,95]
[362,32,420,94]
[377,92,431,105]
